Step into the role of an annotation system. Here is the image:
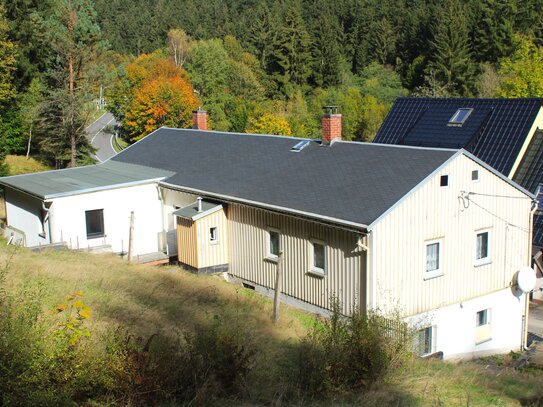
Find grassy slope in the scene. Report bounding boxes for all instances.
[1,244,542,406]
[5,154,51,175]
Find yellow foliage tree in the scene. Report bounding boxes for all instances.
[246,113,292,136]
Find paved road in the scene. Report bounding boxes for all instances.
[85,111,117,162]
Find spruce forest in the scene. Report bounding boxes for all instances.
[1,0,543,169]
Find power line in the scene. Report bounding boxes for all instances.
[459,193,530,233]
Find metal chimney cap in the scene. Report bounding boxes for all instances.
[323,106,339,115]
[197,197,203,212]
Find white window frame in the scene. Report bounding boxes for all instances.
[266,227,280,261]
[209,226,218,245]
[475,308,492,344]
[308,238,327,277]
[424,239,443,280]
[474,229,491,267]
[471,169,480,182]
[414,326,435,356]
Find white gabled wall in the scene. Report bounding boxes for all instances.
[370,153,532,356]
[370,153,532,316]
[48,183,163,256]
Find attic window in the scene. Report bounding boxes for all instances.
[291,140,310,152]
[440,175,449,187]
[448,108,473,126]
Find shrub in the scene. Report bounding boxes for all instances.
[157,314,257,404]
[296,298,411,397]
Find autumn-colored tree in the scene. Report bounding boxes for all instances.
[246,113,292,136]
[110,54,199,141]
[125,75,198,140]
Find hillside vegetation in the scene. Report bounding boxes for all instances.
[0,244,542,405]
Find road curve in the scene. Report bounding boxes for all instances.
[85,111,117,162]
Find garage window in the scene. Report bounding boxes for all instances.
[85,209,104,239]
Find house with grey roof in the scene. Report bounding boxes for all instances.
[0,110,536,359]
[374,97,543,301]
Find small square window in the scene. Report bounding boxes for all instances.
[210,227,218,243]
[475,231,490,266]
[440,175,448,187]
[85,209,104,239]
[472,170,479,181]
[414,326,434,356]
[268,229,280,258]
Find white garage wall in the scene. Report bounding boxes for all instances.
[5,188,49,247]
[49,183,163,256]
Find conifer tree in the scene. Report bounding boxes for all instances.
[427,0,475,96]
[270,4,312,97]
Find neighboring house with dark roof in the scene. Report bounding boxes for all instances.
[374,97,543,299]
[0,111,535,359]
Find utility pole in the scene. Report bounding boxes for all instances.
[127,211,134,262]
[273,250,284,323]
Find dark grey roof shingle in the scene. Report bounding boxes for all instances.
[112,128,456,227]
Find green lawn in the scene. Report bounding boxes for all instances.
[1,244,542,405]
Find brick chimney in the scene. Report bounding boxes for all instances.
[321,106,341,145]
[192,108,207,130]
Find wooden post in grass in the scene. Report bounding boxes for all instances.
[273,250,284,323]
[127,211,134,262]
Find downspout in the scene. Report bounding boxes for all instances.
[42,201,52,244]
[356,233,370,314]
[522,199,538,350]
[156,185,166,252]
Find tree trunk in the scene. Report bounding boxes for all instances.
[26,127,32,159]
[70,132,77,167]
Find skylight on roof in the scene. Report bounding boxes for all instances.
[291,140,310,152]
[448,108,473,126]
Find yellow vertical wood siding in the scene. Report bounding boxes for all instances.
[228,204,367,314]
[177,217,198,268]
[196,208,229,268]
[371,154,532,317]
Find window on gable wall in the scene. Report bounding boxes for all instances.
[475,231,490,266]
[426,243,440,272]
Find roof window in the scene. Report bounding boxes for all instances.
[448,108,473,126]
[291,140,310,152]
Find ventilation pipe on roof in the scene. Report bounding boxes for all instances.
[321,106,342,146]
[192,107,207,130]
[197,197,203,212]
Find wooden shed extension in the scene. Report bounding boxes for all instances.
[174,199,228,273]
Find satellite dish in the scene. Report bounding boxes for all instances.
[516,266,536,293]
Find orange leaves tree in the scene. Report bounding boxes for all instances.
[109,53,199,142]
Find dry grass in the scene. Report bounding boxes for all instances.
[5,154,50,175]
[1,244,542,405]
